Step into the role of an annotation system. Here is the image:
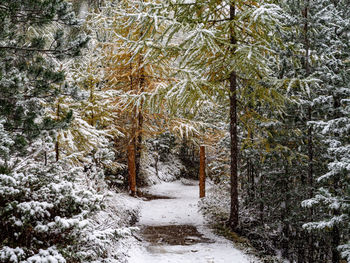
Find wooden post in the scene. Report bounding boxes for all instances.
[127,144,136,196]
[199,145,206,198]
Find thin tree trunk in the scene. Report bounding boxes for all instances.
[331,175,341,262]
[89,83,95,126]
[247,159,255,202]
[44,151,47,166]
[136,57,144,185]
[228,2,239,230]
[304,0,313,198]
[303,2,315,261]
[55,103,60,162]
[127,144,136,196]
[332,225,340,263]
[251,164,255,200]
[55,140,59,162]
[297,232,306,263]
[307,107,315,263]
[155,153,159,177]
[259,179,264,224]
[199,145,206,198]
[192,144,195,162]
[136,111,143,181]
[129,55,138,191]
[250,134,255,201]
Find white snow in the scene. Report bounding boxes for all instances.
[126,181,257,263]
[138,181,204,226]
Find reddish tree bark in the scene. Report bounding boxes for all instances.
[128,144,136,196]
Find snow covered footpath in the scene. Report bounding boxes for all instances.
[126,180,258,263]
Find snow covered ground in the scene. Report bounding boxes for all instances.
[126,180,258,263]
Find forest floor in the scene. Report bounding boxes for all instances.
[125,180,258,263]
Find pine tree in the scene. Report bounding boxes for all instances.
[0,1,100,261]
[298,0,350,261]
[240,0,350,260]
[0,0,88,158]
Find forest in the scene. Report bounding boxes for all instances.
[0,0,349,262]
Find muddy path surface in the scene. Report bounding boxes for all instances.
[127,181,256,263]
[140,224,212,246]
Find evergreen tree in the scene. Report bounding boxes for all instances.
[0,0,87,159]
[298,0,350,261]
[196,0,349,261]
[0,1,100,261]
[235,0,350,260]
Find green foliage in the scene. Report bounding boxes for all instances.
[196,0,350,261]
[0,0,88,156]
[0,1,107,262]
[0,160,101,262]
[149,132,177,162]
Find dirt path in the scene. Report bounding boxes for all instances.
[126,180,256,263]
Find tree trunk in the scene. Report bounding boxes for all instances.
[303,3,315,261]
[307,106,315,263]
[44,151,47,166]
[89,81,95,126]
[281,164,291,260]
[228,2,239,230]
[297,232,306,263]
[247,159,255,203]
[304,0,313,199]
[259,180,264,224]
[128,55,137,195]
[155,153,159,178]
[199,145,206,198]
[129,54,138,189]
[55,103,60,162]
[136,53,145,185]
[55,140,59,162]
[127,143,136,196]
[332,225,340,263]
[135,111,143,184]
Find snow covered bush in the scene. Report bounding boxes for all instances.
[0,120,14,166]
[199,179,276,256]
[139,137,185,186]
[78,189,140,263]
[0,160,101,262]
[0,1,139,262]
[302,117,350,261]
[199,181,231,225]
[148,132,177,163]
